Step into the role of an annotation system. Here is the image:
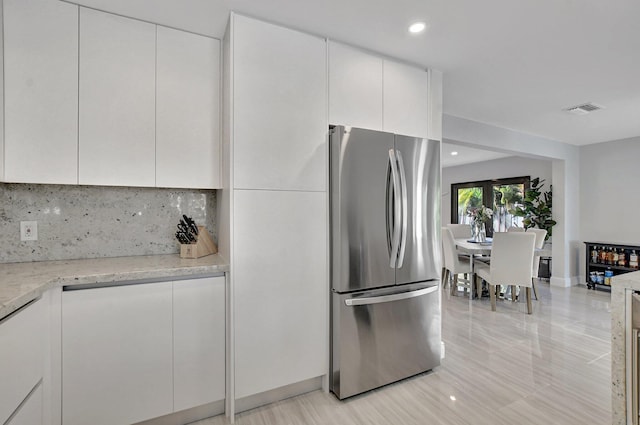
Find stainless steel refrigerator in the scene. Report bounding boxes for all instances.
[329,125,441,399]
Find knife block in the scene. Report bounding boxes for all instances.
[179,226,217,259]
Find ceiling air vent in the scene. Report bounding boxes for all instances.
[564,102,603,115]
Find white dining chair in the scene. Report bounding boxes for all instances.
[507,226,524,232]
[474,232,536,313]
[446,223,472,239]
[445,223,472,263]
[442,227,473,296]
[527,228,547,300]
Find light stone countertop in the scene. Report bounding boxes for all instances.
[611,270,640,425]
[0,254,229,319]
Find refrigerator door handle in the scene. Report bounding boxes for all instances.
[344,285,438,306]
[386,154,393,256]
[388,149,402,268]
[395,150,408,268]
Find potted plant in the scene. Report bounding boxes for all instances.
[510,177,556,241]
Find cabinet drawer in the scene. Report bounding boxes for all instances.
[0,299,45,424]
[7,383,43,425]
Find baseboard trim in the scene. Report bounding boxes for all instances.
[550,276,577,287]
[235,376,323,414]
[134,400,224,425]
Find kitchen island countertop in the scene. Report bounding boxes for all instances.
[0,254,228,319]
[611,270,640,425]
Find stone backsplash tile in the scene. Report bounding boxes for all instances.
[0,183,216,263]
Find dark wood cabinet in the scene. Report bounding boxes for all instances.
[585,242,640,290]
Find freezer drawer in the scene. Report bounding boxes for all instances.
[330,283,441,399]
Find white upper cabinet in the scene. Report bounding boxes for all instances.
[328,42,383,131]
[3,0,78,184]
[328,41,434,139]
[78,8,156,187]
[383,60,429,139]
[156,27,221,189]
[232,14,327,192]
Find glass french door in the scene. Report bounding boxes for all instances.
[452,176,530,237]
[455,185,483,225]
[492,183,525,233]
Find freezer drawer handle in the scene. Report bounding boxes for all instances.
[344,285,438,306]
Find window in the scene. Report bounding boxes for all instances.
[452,176,530,236]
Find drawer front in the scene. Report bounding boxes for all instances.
[7,383,43,425]
[331,284,441,399]
[0,299,45,424]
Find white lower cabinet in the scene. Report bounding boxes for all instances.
[62,276,225,425]
[7,383,43,425]
[0,298,45,425]
[173,277,226,411]
[62,282,174,425]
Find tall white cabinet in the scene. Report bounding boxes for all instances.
[224,13,328,406]
[232,16,327,192]
[78,8,156,187]
[233,190,326,398]
[3,0,78,184]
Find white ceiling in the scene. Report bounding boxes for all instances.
[69,0,640,146]
[441,142,511,168]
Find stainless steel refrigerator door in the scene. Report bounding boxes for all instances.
[330,126,396,292]
[393,136,441,285]
[330,283,441,399]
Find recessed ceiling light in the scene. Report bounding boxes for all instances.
[408,22,426,34]
[451,151,458,156]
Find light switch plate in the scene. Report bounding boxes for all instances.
[20,221,38,241]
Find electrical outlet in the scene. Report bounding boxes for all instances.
[20,221,38,241]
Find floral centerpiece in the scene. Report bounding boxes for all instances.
[467,205,493,242]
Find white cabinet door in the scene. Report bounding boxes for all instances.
[233,15,327,192]
[0,299,45,425]
[3,0,78,184]
[328,41,383,131]
[62,283,173,425]
[383,60,429,138]
[427,69,443,142]
[234,190,327,398]
[78,8,156,187]
[156,27,221,189]
[173,276,225,411]
[7,384,42,425]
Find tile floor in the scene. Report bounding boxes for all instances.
[196,282,612,425]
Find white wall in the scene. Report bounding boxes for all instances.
[442,155,552,226]
[443,114,580,287]
[579,137,640,278]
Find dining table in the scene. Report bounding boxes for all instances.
[454,237,551,299]
[454,238,492,299]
